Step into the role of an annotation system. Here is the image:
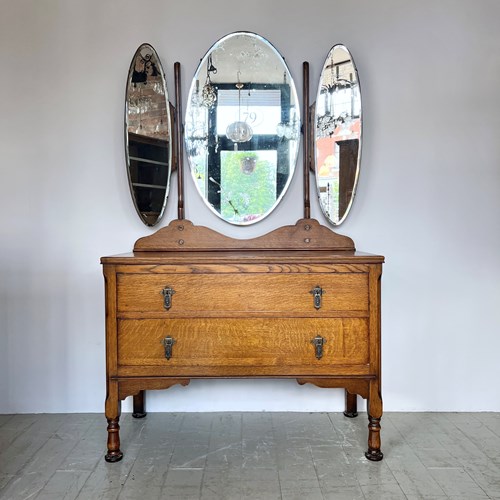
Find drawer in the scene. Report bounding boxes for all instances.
[116,273,368,316]
[117,318,369,376]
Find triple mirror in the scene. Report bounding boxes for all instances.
[124,37,362,228]
[185,32,300,225]
[125,43,172,226]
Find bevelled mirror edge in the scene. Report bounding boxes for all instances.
[313,43,362,226]
[125,43,173,227]
[184,31,301,226]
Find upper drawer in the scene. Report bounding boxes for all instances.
[116,273,368,316]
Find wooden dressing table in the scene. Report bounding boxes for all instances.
[101,218,384,462]
[103,60,384,462]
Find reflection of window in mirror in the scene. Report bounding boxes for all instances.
[205,84,293,220]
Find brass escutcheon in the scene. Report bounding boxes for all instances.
[161,336,176,360]
[309,285,325,309]
[311,335,327,360]
[160,286,176,310]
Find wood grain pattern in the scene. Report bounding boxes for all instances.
[115,263,371,274]
[116,364,371,378]
[117,272,368,315]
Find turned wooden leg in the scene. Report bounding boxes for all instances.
[366,416,383,461]
[105,417,123,462]
[344,390,358,418]
[365,381,383,461]
[132,390,147,418]
[105,381,123,462]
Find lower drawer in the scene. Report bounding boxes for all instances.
[117,318,369,376]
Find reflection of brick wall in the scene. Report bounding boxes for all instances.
[127,76,169,140]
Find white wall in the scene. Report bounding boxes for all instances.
[1,0,499,413]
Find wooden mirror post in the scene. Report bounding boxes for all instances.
[174,62,184,220]
[303,61,311,219]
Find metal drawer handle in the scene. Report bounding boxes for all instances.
[311,335,327,360]
[309,286,325,310]
[161,336,176,360]
[160,286,176,310]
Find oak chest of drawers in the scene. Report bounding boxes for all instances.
[101,219,384,462]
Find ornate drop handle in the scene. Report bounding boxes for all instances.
[310,335,327,360]
[309,286,325,310]
[161,336,176,360]
[160,286,176,310]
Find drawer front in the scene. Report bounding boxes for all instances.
[117,318,369,375]
[117,273,368,315]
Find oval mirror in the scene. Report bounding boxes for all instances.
[185,32,300,225]
[314,44,361,225]
[125,43,172,226]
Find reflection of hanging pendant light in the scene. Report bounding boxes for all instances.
[226,72,253,145]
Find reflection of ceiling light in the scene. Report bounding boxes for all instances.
[227,121,253,143]
[226,75,253,144]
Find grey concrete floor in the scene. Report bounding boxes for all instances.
[0,412,499,499]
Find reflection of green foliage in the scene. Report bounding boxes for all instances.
[221,152,276,221]
[331,179,339,220]
[319,178,339,220]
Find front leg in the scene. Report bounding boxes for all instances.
[365,381,383,461]
[105,382,123,462]
[132,391,147,418]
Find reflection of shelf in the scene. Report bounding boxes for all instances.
[129,156,168,166]
[132,183,167,190]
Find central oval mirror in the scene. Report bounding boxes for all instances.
[185,32,300,225]
[314,44,361,225]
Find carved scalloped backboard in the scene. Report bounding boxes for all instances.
[134,218,355,252]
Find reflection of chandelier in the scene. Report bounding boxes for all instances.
[201,55,217,108]
[316,55,356,138]
[317,111,351,138]
[276,72,298,140]
[226,72,253,145]
[185,104,209,157]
